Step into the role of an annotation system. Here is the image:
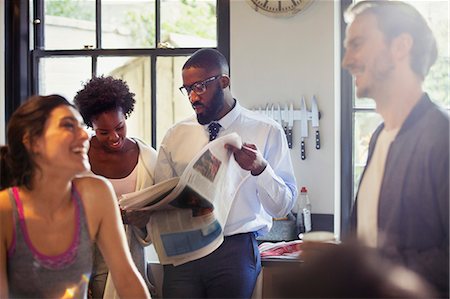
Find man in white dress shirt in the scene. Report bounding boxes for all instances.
[154,48,298,298]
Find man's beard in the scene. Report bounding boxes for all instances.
[196,87,225,125]
[357,50,395,99]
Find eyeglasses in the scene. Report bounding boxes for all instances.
[179,74,222,97]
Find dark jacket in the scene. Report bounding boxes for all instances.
[350,93,449,297]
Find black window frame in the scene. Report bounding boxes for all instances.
[340,0,354,237]
[5,0,230,148]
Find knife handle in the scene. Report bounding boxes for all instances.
[315,130,321,149]
[301,139,306,160]
[287,128,293,149]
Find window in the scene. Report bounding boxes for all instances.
[340,0,449,233]
[7,0,229,148]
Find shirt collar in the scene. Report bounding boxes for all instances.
[203,98,241,131]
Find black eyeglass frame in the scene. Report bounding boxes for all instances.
[179,74,223,96]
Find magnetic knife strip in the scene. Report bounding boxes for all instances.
[251,95,321,160]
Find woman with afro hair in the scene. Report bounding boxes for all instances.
[74,76,157,298]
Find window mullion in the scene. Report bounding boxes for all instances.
[150,55,157,148]
[96,0,102,49]
[340,0,354,236]
[155,0,161,48]
[34,0,44,49]
[217,0,230,65]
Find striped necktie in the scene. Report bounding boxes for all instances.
[208,122,222,142]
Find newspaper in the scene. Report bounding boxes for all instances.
[119,133,248,266]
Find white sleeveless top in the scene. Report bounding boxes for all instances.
[108,164,138,197]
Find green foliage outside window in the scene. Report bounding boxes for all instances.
[125,0,216,47]
[424,16,450,109]
[45,0,216,48]
[45,0,94,21]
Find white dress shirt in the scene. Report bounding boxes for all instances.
[154,100,298,236]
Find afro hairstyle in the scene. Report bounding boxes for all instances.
[74,76,136,128]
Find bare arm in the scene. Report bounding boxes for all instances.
[0,238,8,299]
[0,191,11,298]
[76,177,150,299]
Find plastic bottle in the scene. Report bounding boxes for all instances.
[292,195,303,235]
[295,187,312,234]
[301,187,312,232]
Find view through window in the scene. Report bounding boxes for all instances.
[32,0,227,147]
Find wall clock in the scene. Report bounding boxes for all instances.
[246,0,314,18]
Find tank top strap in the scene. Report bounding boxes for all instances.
[6,187,20,256]
[71,182,91,243]
[8,185,85,269]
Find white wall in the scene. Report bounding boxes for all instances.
[1,0,5,144]
[230,1,339,218]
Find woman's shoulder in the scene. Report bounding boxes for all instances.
[0,188,14,249]
[73,172,109,184]
[72,175,117,224]
[72,174,115,199]
[0,188,12,212]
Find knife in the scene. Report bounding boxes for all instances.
[277,103,288,140]
[264,103,269,117]
[274,103,280,124]
[300,96,308,160]
[282,103,292,148]
[311,95,320,149]
[270,103,275,122]
[287,103,294,149]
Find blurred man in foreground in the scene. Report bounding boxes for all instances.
[342,1,449,297]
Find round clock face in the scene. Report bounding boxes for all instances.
[247,0,314,17]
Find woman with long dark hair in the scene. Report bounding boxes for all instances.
[0,95,150,299]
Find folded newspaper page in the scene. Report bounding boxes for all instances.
[119,133,248,266]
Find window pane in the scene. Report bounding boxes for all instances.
[44,0,96,50]
[355,96,376,109]
[410,1,450,109]
[98,56,152,144]
[353,112,383,197]
[102,0,155,49]
[156,56,192,146]
[161,0,217,48]
[39,57,91,102]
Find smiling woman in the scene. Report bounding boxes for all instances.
[74,76,158,298]
[0,95,150,298]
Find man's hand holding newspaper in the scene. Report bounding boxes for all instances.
[119,133,249,266]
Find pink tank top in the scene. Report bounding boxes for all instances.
[6,185,93,298]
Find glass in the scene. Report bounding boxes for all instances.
[179,75,222,96]
[39,56,91,102]
[354,95,376,109]
[102,0,155,49]
[157,56,192,146]
[160,0,217,48]
[410,1,449,109]
[44,0,95,50]
[98,56,152,145]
